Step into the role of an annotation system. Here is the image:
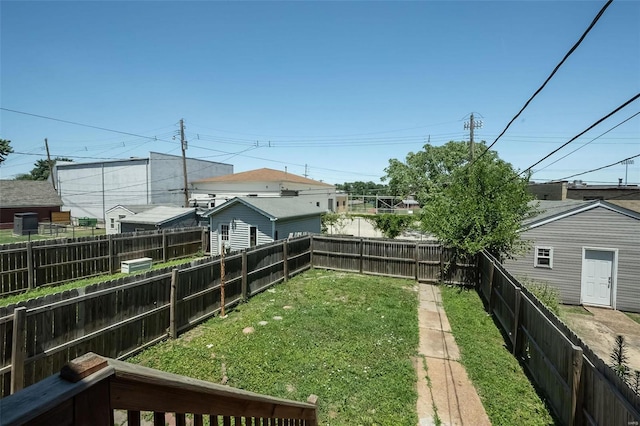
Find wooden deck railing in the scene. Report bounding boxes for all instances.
[0,352,318,426]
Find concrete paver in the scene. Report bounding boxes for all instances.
[415,283,490,426]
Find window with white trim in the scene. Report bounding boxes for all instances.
[220,224,229,241]
[534,246,553,268]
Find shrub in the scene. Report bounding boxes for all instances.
[521,278,561,316]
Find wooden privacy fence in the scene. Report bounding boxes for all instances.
[0,236,311,398]
[0,227,207,296]
[479,251,640,425]
[310,235,477,284]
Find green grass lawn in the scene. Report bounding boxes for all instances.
[440,285,556,425]
[625,312,640,325]
[0,227,105,244]
[129,269,419,425]
[0,256,199,307]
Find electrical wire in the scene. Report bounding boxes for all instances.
[555,153,640,181]
[471,0,614,165]
[520,93,640,176]
[532,111,640,175]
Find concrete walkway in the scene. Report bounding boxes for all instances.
[415,283,491,426]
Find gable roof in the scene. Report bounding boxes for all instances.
[204,197,325,220]
[524,199,640,230]
[105,204,154,215]
[0,180,63,208]
[192,168,333,187]
[118,206,195,225]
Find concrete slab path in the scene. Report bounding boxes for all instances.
[415,283,491,426]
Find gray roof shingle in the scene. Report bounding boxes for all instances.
[205,197,326,220]
[0,180,63,208]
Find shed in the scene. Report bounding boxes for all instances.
[13,212,39,236]
[503,200,640,313]
[105,204,154,235]
[204,197,325,255]
[0,180,63,229]
[118,206,197,233]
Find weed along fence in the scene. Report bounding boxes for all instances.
[478,251,640,425]
[0,235,312,398]
[0,227,207,296]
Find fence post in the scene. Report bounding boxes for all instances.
[26,242,34,291]
[569,345,584,426]
[108,235,114,275]
[487,261,495,310]
[162,230,168,263]
[414,242,419,281]
[359,238,364,274]
[439,246,445,283]
[241,250,248,300]
[512,287,522,355]
[283,240,289,282]
[201,227,208,255]
[169,268,178,339]
[309,236,314,268]
[10,307,27,394]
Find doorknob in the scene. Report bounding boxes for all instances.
[608,277,611,288]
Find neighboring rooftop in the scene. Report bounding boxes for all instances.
[192,168,333,187]
[0,180,63,208]
[106,204,155,214]
[524,199,640,228]
[118,206,195,225]
[205,197,326,220]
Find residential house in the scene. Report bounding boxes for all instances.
[104,204,154,235]
[53,152,232,222]
[191,168,337,212]
[204,197,324,255]
[0,180,63,229]
[118,206,198,233]
[503,200,640,313]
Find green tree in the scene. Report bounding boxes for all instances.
[420,145,535,260]
[382,141,470,203]
[365,214,415,239]
[17,157,73,181]
[0,139,13,165]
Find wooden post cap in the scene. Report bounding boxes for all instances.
[60,352,108,383]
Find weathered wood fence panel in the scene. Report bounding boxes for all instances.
[0,228,207,297]
[1,234,638,425]
[478,251,640,425]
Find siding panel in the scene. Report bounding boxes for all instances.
[504,206,640,312]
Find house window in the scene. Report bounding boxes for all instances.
[221,224,229,241]
[534,246,553,268]
[110,218,114,229]
[249,226,257,247]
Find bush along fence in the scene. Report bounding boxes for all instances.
[0,227,208,296]
[0,235,637,426]
[478,251,640,425]
[0,235,312,398]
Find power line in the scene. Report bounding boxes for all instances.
[521,93,640,175]
[555,153,640,181]
[532,111,640,175]
[471,0,614,164]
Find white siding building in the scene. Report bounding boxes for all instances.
[204,197,324,255]
[53,152,232,222]
[191,168,337,211]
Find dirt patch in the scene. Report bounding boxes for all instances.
[563,306,640,371]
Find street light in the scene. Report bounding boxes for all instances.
[621,159,634,186]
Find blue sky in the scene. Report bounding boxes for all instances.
[1,1,638,186]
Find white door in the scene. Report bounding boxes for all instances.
[581,249,614,307]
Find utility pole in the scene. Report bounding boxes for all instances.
[180,119,189,207]
[464,113,483,161]
[44,138,56,190]
[621,159,634,186]
[304,164,309,178]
